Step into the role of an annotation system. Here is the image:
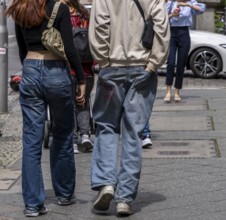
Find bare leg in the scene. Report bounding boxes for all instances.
[164,85,172,103]
[174,88,181,102]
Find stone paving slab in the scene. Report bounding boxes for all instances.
[143,140,217,159]
[0,91,22,190]
[151,116,212,131]
[0,216,16,220]
[0,140,22,168]
[153,98,207,111]
[0,169,21,190]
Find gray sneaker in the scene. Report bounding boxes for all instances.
[93,185,114,211]
[24,204,48,217]
[116,202,134,216]
[80,134,93,152]
[58,195,75,206]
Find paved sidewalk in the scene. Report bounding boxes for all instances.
[0,76,226,220]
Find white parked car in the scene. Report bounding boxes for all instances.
[159,30,226,79]
[187,30,226,79]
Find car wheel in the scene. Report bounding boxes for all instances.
[189,47,222,79]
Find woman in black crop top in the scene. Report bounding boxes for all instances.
[6,0,84,216]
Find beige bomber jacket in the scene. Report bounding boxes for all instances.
[88,0,170,72]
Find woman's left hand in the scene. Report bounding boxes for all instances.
[76,83,86,106]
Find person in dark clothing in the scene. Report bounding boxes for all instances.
[164,0,206,103]
[6,0,85,217]
[60,0,94,154]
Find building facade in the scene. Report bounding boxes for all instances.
[80,0,223,33]
[196,0,222,32]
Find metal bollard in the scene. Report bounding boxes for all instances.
[0,0,8,113]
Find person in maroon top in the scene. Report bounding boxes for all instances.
[60,0,95,154]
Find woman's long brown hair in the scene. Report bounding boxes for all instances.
[64,0,89,20]
[5,0,48,28]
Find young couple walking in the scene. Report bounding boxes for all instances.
[6,0,170,217]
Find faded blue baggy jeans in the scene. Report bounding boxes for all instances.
[91,66,157,202]
[19,59,75,210]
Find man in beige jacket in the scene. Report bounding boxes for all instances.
[89,0,170,216]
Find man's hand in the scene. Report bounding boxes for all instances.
[145,67,154,74]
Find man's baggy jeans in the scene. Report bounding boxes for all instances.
[19,59,75,209]
[91,66,157,202]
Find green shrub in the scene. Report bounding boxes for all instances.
[220,0,226,7]
[215,11,224,33]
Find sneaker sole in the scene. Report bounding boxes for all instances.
[142,140,152,149]
[25,213,40,217]
[74,150,80,154]
[58,196,75,206]
[142,143,152,149]
[24,208,48,217]
[117,210,134,216]
[58,201,73,206]
[117,207,133,216]
[93,192,114,211]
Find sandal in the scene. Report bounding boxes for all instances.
[164,94,171,103]
[174,94,181,102]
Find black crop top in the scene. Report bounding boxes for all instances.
[15,0,85,82]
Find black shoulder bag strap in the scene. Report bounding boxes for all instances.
[133,0,146,22]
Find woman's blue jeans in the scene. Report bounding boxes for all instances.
[19,59,75,210]
[91,66,157,202]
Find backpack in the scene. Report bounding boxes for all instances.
[72,26,93,62]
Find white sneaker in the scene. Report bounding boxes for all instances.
[93,186,114,211]
[116,202,134,216]
[142,135,152,149]
[73,143,79,154]
[80,134,93,152]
